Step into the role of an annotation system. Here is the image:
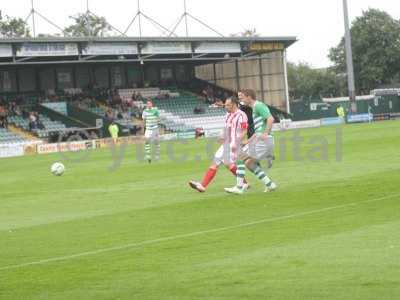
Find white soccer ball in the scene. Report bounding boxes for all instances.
[51,162,65,176]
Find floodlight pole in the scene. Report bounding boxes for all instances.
[343,0,357,113]
[124,0,175,37]
[168,0,224,37]
[86,0,91,37]
[283,49,290,114]
[138,0,142,38]
[31,0,36,38]
[24,0,68,37]
[183,0,189,37]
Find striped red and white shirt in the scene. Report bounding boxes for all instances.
[224,109,248,146]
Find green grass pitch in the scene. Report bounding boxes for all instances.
[0,121,400,300]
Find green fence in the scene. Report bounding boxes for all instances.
[291,95,400,121]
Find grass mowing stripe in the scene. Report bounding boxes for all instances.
[1,192,399,272]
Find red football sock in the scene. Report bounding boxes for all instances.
[229,165,247,184]
[201,167,217,188]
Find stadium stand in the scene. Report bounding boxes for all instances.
[7,114,67,138]
[118,88,180,105]
[152,96,225,131]
[84,104,139,129]
[0,127,26,144]
[118,88,226,132]
[52,89,225,136]
[34,115,67,138]
[1,86,228,140]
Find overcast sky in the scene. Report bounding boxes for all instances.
[1,0,398,67]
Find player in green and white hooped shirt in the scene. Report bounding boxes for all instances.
[142,100,160,163]
[225,89,277,194]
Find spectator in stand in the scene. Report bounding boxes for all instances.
[89,130,99,140]
[89,96,97,108]
[105,109,115,122]
[203,85,215,104]
[202,88,209,103]
[34,112,45,129]
[14,105,21,116]
[194,105,205,114]
[210,98,224,108]
[30,112,36,122]
[0,105,8,128]
[7,102,21,116]
[22,108,29,119]
[117,108,123,120]
[216,89,223,101]
[107,91,113,107]
[111,91,122,107]
[37,119,45,130]
[131,104,141,119]
[9,102,17,114]
[131,92,137,101]
[136,92,144,102]
[122,110,130,121]
[0,117,6,129]
[29,112,37,130]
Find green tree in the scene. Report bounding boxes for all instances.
[230,28,259,37]
[0,14,30,38]
[240,28,259,37]
[65,13,111,37]
[287,62,345,99]
[329,9,400,93]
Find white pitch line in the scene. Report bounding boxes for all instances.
[1,193,399,272]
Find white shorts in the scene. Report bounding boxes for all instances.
[241,135,274,162]
[214,145,236,166]
[145,129,159,141]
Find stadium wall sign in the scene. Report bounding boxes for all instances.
[160,133,178,141]
[82,42,138,55]
[16,43,79,57]
[274,120,321,131]
[194,42,241,54]
[204,129,223,138]
[347,114,372,123]
[141,42,192,54]
[290,120,322,129]
[272,123,282,132]
[177,131,196,139]
[0,144,24,158]
[273,119,293,131]
[390,113,400,120]
[0,44,13,57]
[23,143,39,155]
[321,117,345,126]
[37,140,95,154]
